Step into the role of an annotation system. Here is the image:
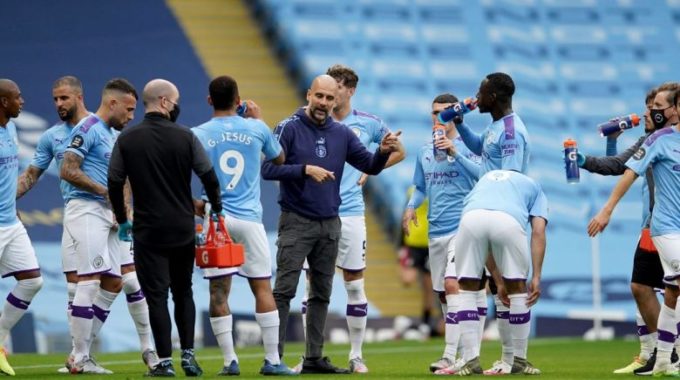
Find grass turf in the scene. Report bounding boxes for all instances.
[7,337,640,379]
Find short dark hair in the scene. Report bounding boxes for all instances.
[645,87,658,105]
[104,78,137,100]
[657,82,680,106]
[486,72,515,102]
[209,76,239,110]
[432,93,458,104]
[326,64,359,88]
[53,76,83,93]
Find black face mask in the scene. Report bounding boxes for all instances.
[168,103,180,122]
[650,107,670,130]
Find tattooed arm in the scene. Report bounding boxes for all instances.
[16,166,45,199]
[60,151,108,199]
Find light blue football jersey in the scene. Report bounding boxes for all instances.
[0,121,20,226]
[337,109,389,216]
[626,128,680,236]
[412,137,480,238]
[463,170,549,233]
[30,121,76,202]
[479,113,530,176]
[193,116,281,222]
[63,114,117,203]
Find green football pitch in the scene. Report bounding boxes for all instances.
[7,338,641,379]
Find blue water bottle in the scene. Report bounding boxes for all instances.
[438,97,478,124]
[236,101,248,117]
[563,138,580,184]
[598,113,640,137]
[432,123,448,161]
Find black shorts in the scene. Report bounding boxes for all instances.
[631,241,664,289]
[407,246,430,273]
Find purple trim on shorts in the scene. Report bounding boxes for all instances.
[496,311,510,319]
[509,311,531,325]
[502,277,527,282]
[126,289,145,303]
[457,310,479,322]
[664,274,680,282]
[203,272,238,280]
[658,329,676,343]
[63,270,77,275]
[336,266,365,273]
[637,325,650,336]
[92,304,110,322]
[301,301,308,314]
[101,271,122,279]
[77,269,111,277]
[67,301,73,310]
[1,268,40,279]
[477,307,488,316]
[120,263,135,268]
[457,276,481,282]
[7,293,30,310]
[346,303,368,317]
[71,305,94,319]
[236,273,273,280]
[445,312,458,325]
[444,276,457,280]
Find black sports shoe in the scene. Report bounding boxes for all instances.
[181,349,203,377]
[145,360,176,377]
[634,348,678,376]
[300,357,350,374]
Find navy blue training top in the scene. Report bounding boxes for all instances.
[261,107,389,220]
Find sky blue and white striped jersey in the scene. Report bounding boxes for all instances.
[193,116,281,222]
[626,128,680,236]
[463,170,548,233]
[412,137,480,238]
[338,109,389,216]
[0,121,20,226]
[63,114,117,203]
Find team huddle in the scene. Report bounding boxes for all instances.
[0,65,676,377]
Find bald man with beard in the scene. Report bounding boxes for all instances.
[261,75,401,374]
[108,79,223,377]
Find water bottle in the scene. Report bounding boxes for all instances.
[437,97,478,124]
[195,224,206,246]
[236,101,248,117]
[432,124,448,161]
[563,139,580,184]
[597,113,640,137]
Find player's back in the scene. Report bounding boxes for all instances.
[193,116,281,222]
[0,121,20,226]
[463,170,547,231]
[480,113,531,176]
[337,109,388,216]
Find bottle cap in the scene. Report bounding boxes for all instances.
[563,138,577,148]
[196,224,203,232]
[630,113,640,126]
[465,97,478,110]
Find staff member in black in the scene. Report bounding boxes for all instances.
[262,74,401,374]
[108,79,222,377]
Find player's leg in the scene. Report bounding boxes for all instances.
[235,219,294,375]
[120,262,157,369]
[205,271,239,376]
[616,241,663,374]
[0,223,43,376]
[649,234,680,376]
[89,232,123,357]
[58,227,78,373]
[65,200,113,374]
[490,211,538,375]
[337,216,368,372]
[427,234,455,373]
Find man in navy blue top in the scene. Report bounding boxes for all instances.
[262,74,401,374]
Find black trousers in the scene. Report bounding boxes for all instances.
[134,240,196,359]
